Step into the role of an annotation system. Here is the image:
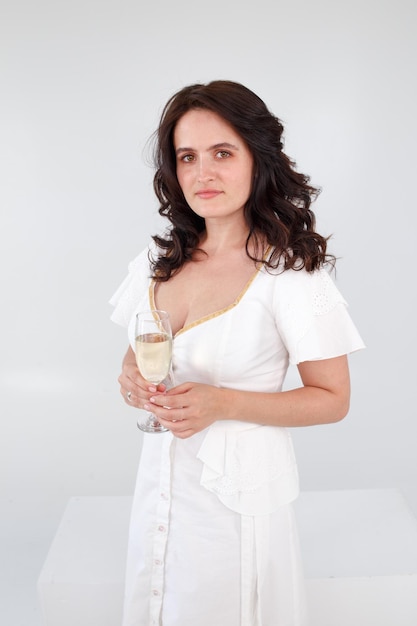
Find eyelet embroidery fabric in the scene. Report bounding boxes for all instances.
[197,423,299,515]
[283,269,346,337]
[312,269,345,315]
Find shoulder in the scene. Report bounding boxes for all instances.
[265,264,364,363]
[262,262,347,314]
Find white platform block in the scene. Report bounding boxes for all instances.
[295,489,417,625]
[37,489,417,626]
[37,496,131,626]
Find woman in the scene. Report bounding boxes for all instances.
[110,80,365,626]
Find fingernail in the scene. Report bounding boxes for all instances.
[148,385,157,393]
[149,397,155,403]
[143,404,150,410]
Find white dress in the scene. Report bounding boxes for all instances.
[110,245,365,626]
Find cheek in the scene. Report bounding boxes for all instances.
[176,168,191,193]
[235,170,253,196]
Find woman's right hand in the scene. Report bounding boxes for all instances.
[118,346,166,409]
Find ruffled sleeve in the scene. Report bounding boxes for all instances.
[109,247,152,328]
[273,267,365,365]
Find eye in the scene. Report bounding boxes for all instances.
[183,153,196,163]
[215,150,231,159]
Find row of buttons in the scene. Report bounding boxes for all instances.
[148,436,174,624]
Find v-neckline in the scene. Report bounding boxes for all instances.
[148,253,268,339]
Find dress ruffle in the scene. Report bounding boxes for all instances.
[197,421,299,515]
[109,247,153,329]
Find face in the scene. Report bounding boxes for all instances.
[173,108,254,223]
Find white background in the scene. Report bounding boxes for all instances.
[1,0,416,620]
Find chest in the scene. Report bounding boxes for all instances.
[153,257,258,336]
[166,271,289,392]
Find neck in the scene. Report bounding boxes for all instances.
[199,217,250,257]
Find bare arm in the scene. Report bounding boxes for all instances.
[226,355,350,426]
[146,355,351,438]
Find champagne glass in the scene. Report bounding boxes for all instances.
[135,309,172,433]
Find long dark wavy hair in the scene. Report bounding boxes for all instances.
[150,80,334,280]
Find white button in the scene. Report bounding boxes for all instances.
[154,559,162,565]
[158,525,166,532]
[152,589,160,596]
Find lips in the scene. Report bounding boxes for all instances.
[195,190,222,199]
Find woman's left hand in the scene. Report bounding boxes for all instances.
[144,382,226,439]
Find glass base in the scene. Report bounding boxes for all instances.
[137,413,169,433]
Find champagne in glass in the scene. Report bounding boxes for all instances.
[135,310,172,433]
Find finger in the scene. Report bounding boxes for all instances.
[119,367,149,391]
[121,387,146,408]
[121,387,137,406]
[145,402,186,424]
[148,394,186,410]
[163,382,192,396]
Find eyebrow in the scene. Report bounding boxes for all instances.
[175,142,240,155]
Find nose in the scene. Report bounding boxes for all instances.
[197,156,215,182]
